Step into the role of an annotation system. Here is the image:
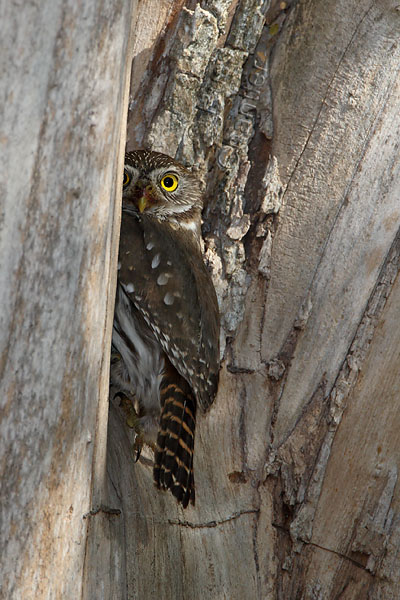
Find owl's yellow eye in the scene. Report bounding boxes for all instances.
[123,170,130,188]
[160,173,179,192]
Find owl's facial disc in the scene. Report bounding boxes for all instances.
[123,169,157,213]
[123,167,182,214]
[123,152,202,219]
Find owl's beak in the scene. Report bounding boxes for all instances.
[137,196,147,213]
[136,183,153,213]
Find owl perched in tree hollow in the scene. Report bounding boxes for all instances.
[111,150,220,508]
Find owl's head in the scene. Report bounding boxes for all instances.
[122,150,202,221]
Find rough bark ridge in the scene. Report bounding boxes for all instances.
[105,0,400,598]
[0,2,134,598]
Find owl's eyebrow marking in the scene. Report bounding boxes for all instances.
[159,169,179,177]
[124,165,139,176]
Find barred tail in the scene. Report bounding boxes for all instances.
[154,373,196,508]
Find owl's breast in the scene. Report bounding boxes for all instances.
[112,283,164,421]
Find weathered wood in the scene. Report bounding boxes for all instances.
[107,0,400,598]
[2,0,400,598]
[0,1,134,598]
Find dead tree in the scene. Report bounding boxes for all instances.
[2,1,400,599]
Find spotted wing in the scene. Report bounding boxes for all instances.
[118,211,219,410]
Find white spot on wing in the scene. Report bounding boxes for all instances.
[146,241,155,250]
[163,293,174,306]
[152,254,161,269]
[157,273,170,286]
[125,283,134,293]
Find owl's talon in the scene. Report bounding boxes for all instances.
[116,392,145,461]
[126,411,139,430]
[117,392,141,431]
[133,435,143,462]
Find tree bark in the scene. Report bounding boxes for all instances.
[0,1,134,598]
[108,0,400,598]
[2,0,400,599]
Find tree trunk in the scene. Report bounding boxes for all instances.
[0,1,133,598]
[2,0,400,599]
[109,0,400,598]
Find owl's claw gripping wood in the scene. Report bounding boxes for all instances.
[111,150,220,508]
[116,392,142,460]
[133,433,143,462]
[117,391,140,429]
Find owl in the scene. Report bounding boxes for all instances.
[111,150,220,508]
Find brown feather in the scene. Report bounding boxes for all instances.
[154,359,196,507]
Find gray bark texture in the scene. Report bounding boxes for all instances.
[1,0,400,599]
[0,1,134,598]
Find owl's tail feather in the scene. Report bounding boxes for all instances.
[154,371,196,508]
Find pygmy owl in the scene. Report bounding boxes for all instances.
[111,150,220,508]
